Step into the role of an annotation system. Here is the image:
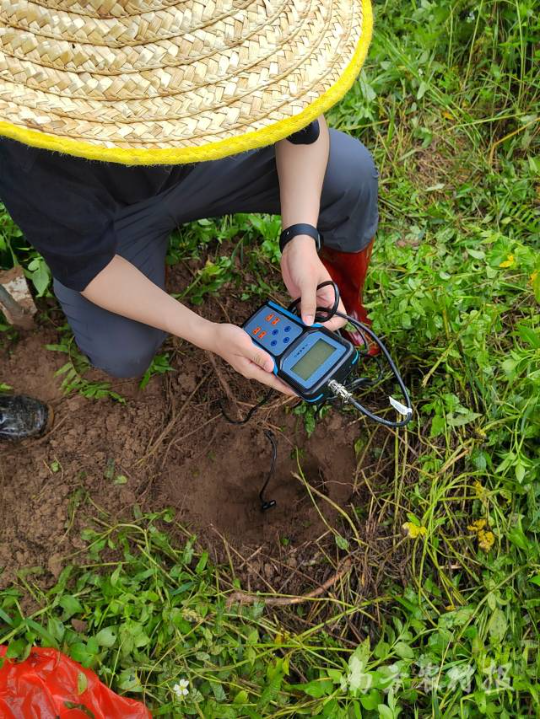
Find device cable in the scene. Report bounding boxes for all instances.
[288,282,413,428]
[217,280,412,511]
[218,389,278,511]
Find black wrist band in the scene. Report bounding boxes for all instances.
[279,223,323,254]
[286,120,321,146]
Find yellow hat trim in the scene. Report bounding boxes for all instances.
[0,0,372,166]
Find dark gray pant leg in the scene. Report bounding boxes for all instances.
[53,199,170,378]
[319,130,378,252]
[164,128,378,252]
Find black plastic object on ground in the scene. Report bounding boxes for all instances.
[0,394,50,440]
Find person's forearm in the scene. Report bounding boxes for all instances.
[82,255,214,349]
[275,115,330,227]
[82,255,292,395]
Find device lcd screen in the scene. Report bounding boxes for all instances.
[291,338,335,382]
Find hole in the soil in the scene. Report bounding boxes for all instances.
[158,425,358,553]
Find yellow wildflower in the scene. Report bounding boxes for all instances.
[478,530,495,552]
[403,522,427,538]
[468,519,495,552]
[442,111,453,120]
[499,254,515,268]
[468,519,486,532]
[530,270,538,284]
[474,481,486,501]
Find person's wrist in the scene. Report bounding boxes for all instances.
[193,318,220,353]
[168,308,217,352]
[281,234,320,260]
[280,223,322,254]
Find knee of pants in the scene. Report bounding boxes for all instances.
[322,134,379,252]
[340,142,378,234]
[84,328,165,379]
[345,140,378,192]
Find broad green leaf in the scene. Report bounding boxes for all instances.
[69,642,94,667]
[117,670,142,692]
[378,704,395,719]
[77,672,88,695]
[233,690,248,705]
[335,534,350,550]
[517,323,540,349]
[95,627,117,648]
[488,608,507,643]
[59,595,83,618]
[394,641,415,659]
[196,552,209,574]
[361,689,384,710]
[507,525,530,550]
[211,681,227,702]
[296,679,333,698]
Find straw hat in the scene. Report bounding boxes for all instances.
[0,0,372,165]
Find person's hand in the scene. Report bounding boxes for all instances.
[280,235,347,331]
[209,324,296,396]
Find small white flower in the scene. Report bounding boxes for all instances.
[173,678,190,698]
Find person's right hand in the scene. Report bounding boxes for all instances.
[209,324,296,396]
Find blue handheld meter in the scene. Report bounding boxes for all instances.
[243,300,358,402]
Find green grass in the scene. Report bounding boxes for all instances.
[1,0,540,716]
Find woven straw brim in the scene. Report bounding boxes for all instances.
[0,0,372,165]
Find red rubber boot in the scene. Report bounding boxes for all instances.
[320,239,379,354]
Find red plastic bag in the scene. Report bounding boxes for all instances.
[0,646,152,718]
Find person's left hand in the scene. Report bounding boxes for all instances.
[280,235,347,332]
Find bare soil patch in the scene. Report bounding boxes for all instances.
[0,266,400,599]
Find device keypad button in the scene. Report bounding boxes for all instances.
[244,305,303,354]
